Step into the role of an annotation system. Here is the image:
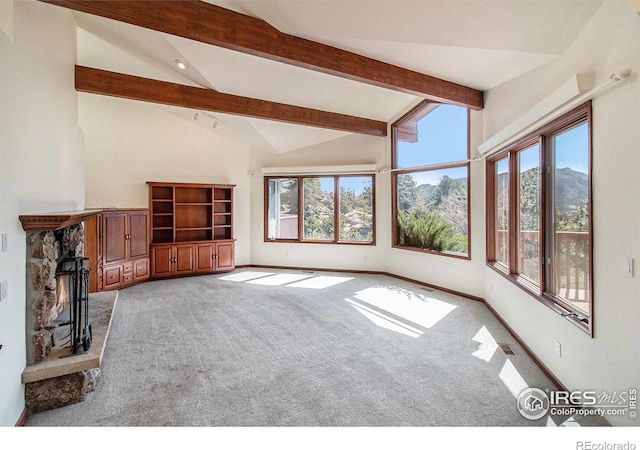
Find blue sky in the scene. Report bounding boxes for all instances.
[398,104,588,185]
[505,122,588,174]
[397,104,468,186]
[397,104,468,169]
[316,176,372,196]
[554,122,588,173]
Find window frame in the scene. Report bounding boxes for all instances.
[391,100,471,259]
[263,174,376,245]
[486,101,593,335]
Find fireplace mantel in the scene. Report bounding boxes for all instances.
[19,210,102,231]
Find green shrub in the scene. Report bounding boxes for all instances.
[397,209,467,253]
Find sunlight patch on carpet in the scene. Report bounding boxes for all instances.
[346,298,423,338]
[287,275,354,289]
[219,271,275,282]
[471,325,499,362]
[353,286,456,330]
[498,358,529,399]
[247,273,313,286]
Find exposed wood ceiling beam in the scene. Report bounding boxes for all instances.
[41,0,484,110]
[75,66,388,137]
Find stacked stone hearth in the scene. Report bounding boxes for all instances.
[25,223,101,412]
[27,224,84,363]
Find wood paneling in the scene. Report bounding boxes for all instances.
[75,66,387,137]
[42,0,483,109]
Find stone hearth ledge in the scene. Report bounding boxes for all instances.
[22,290,118,384]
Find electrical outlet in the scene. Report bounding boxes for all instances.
[1,233,7,252]
[625,257,634,277]
[0,280,7,302]
[555,341,562,357]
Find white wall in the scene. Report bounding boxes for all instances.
[0,1,84,426]
[80,94,252,265]
[481,2,640,426]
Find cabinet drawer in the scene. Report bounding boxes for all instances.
[123,272,133,284]
[103,266,122,290]
[134,258,150,282]
[123,261,134,273]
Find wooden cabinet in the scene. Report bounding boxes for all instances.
[147,182,236,279]
[100,209,150,291]
[195,241,235,273]
[151,244,195,278]
[103,210,149,263]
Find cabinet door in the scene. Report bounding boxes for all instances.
[103,265,122,290]
[174,244,194,275]
[133,258,150,282]
[215,242,235,271]
[151,245,174,278]
[195,243,215,273]
[103,213,127,264]
[128,211,149,259]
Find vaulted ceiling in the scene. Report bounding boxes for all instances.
[46,0,605,153]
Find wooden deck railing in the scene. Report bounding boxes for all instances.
[553,231,590,305]
[496,230,590,307]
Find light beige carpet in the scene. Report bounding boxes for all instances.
[25,269,607,427]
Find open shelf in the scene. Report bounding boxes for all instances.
[175,202,213,206]
[152,201,173,214]
[148,182,234,245]
[152,186,173,201]
[176,229,212,242]
[214,188,232,201]
[214,214,232,226]
[153,215,173,228]
[175,187,212,204]
[152,229,174,243]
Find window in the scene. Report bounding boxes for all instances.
[303,177,334,240]
[392,101,470,257]
[494,157,509,267]
[265,175,374,244]
[267,178,299,240]
[487,102,593,334]
[518,144,541,285]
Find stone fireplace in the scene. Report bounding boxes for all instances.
[27,224,85,364]
[19,211,117,412]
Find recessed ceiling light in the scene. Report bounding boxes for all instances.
[175,59,187,70]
